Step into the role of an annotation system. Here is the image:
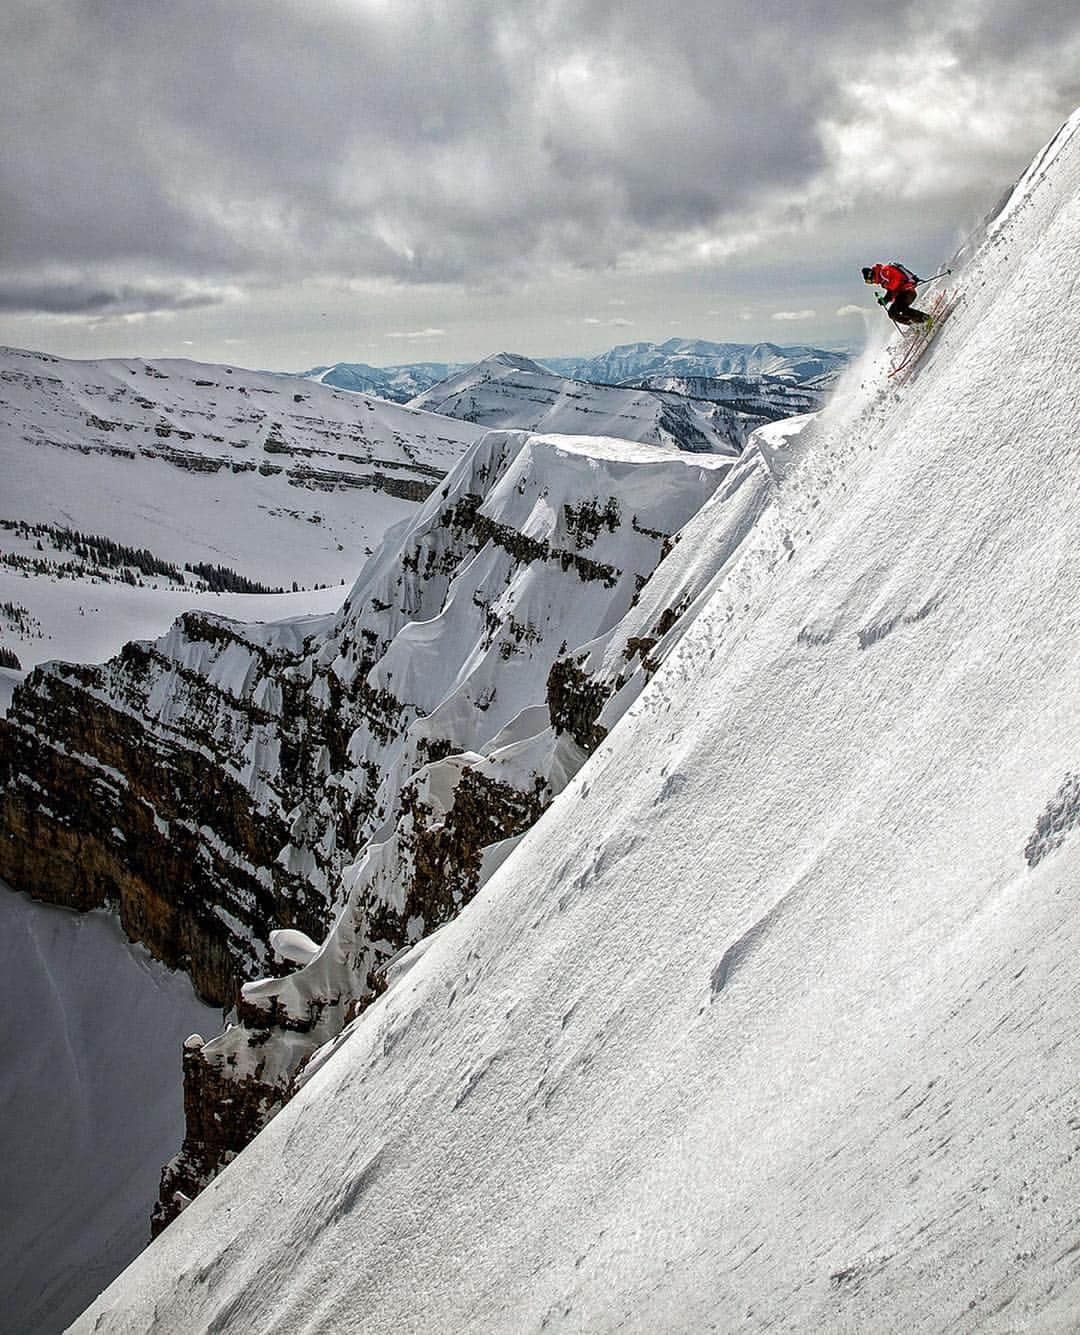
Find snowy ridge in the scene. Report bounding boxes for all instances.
[135,430,733,1222]
[204,433,733,1030]
[74,109,1080,1333]
[3,426,728,992]
[407,352,752,454]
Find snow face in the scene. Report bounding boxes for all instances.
[0,884,216,1335]
[71,109,1080,1334]
[407,353,751,454]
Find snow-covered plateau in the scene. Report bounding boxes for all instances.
[0,347,485,675]
[0,346,485,588]
[51,106,1080,1332]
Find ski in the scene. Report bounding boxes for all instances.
[888,291,959,384]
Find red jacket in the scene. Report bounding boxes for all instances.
[870,263,916,295]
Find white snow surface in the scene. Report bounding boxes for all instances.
[0,886,216,1335]
[76,114,1080,1333]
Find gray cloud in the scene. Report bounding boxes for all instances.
[0,274,232,316]
[2,0,1080,324]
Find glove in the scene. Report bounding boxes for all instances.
[877,294,889,307]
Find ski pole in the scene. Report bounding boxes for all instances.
[915,268,952,288]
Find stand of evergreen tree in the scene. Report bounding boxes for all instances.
[183,562,285,594]
[1,521,285,594]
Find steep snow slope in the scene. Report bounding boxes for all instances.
[408,352,752,453]
[0,886,215,1335]
[77,111,1080,1333]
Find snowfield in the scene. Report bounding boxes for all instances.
[72,113,1080,1333]
[0,346,484,675]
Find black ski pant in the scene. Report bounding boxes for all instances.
[888,288,929,324]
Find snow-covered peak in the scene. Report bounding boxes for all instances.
[482,351,553,373]
[293,360,466,402]
[406,353,752,454]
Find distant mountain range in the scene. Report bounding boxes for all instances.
[296,338,848,403]
[406,352,752,454]
[298,360,466,402]
[542,337,848,385]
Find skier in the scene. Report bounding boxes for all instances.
[862,262,930,326]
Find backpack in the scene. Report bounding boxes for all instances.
[890,261,920,286]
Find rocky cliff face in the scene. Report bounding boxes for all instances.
[1,424,752,1225]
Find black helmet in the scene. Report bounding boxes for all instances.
[861,266,874,283]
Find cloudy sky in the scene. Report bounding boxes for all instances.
[3,0,1080,370]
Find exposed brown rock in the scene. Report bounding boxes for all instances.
[152,1040,280,1236]
[546,657,609,755]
